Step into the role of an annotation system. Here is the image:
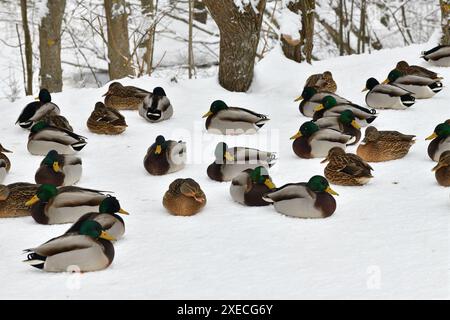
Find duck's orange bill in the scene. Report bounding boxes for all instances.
[100,231,116,241]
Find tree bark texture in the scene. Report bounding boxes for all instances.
[193,0,207,24]
[440,0,450,45]
[20,0,33,95]
[140,0,156,75]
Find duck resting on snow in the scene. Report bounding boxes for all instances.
[138,87,173,123]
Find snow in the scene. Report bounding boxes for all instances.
[0,42,449,299]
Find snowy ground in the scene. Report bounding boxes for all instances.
[0,42,449,299]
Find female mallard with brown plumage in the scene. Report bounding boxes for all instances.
[304,71,337,93]
[432,151,450,187]
[0,144,12,183]
[35,150,82,186]
[144,135,186,175]
[396,61,443,80]
[262,175,338,219]
[357,126,416,162]
[322,147,374,186]
[230,166,276,206]
[0,183,39,218]
[290,121,352,159]
[103,82,151,110]
[163,178,206,216]
[87,102,127,135]
[426,120,450,162]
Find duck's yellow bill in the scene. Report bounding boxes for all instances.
[119,208,129,215]
[294,96,304,102]
[425,132,438,140]
[53,161,60,172]
[325,186,339,196]
[264,179,276,189]
[25,195,39,207]
[224,152,235,161]
[202,111,213,118]
[361,87,368,92]
[381,79,389,84]
[100,231,116,241]
[290,131,302,140]
[351,120,361,129]
[155,145,162,154]
[34,96,39,100]
[314,104,325,111]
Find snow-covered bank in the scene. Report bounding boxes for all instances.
[0,43,448,299]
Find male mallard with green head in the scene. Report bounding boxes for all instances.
[290,121,352,159]
[203,100,269,135]
[163,178,206,216]
[295,87,351,118]
[322,147,374,186]
[144,135,186,175]
[0,183,39,218]
[363,78,415,110]
[421,45,450,67]
[35,150,82,186]
[138,87,173,123]
[426,120,450,162]
[16,89,60,129]
[314,110,362,145]
[230,166,276,206]
[383,69,443,99]
[263,175,338,219]
[24,219,115,272]
[87,102,127,135]
[432,151,450,187]
[103,82,151,110]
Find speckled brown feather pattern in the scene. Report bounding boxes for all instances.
[0,183,39,218]
[87,102,127,135]
[0,153,11,172]
[433,151,450,187]
[396,61,441,80]
[41,113,73,132]
[163,178,206,216]
[103,83,150,110]
[305,71,337,93]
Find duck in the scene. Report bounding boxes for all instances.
[421,45,450,67]
[0,144,12,182]
[262,175,338,219]
[0,183,39,218]
[65,196,129,240]
[27,121,87,155]
[25,184,108,225]
[396,60,443,80]
[87,102,127,135]
[35,150,82,186]
[313,110,362,145]
[230,166,276,206]
[432,151,450,187]
[304,71,337,93]
[290,121,352,159]
[23,219,115,272]
[321,147,374,186]
[138,87,173,122]
[357,126,416,162]
[383,69,443,99]
[40,112,73,132]
[163,178,206,216]
[295,87,351,118]
[312,95,377,127]
[207,142,277,182]
[426,120,450,161]
[203,100,269,135]
[103,82,151,110]
[16,89,60,129]
[143,135,186,175]
[363,78,415,110]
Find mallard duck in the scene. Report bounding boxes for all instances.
[87,102,127,135]
[24,219,115,272]
[27,121,87,155]
[432,151,450,187]
[383,69,443,99]
[363,78,415,110]
[313,95,377,127]
[357,126,416,162]
[0,144,12,182]
[396,60,443,80]
[321,147,373,186]
[421,45,450,67]
[65,196,129,240]
[203,100,269,135]
[207,142,277,182]
[16,89,60,129]
[103,82,151,110]
[40,113,73,132]
[163,178,206,216]
[262,175,338,219]
[138,87,173,123]
[426,120,450,161]
[295,87,351,118]
[314,110,362,145]
[230,166,276,206]
[290,121,352,159]
[35,150,82,186]
[143,135,186,175]
[304,71,337,93]
[0,183,39,218]
[25,184,107,224]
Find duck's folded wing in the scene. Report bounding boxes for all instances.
[220,107,268,123]
[16,102,41,124]
[32,128,86,145]
[314,129,352,143]
[28,234,96,256]
[395,75,435,86]
[424,46,450,60]
[230,147,274,162]
[264,183,311,202]
[124,86,151,97]
[168,141,186,158]
[373,84,411,96]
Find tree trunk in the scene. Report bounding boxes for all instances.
[440,0,450,45]
[140,0,156,75]
[204,0,266,92]
[38,0,65,93]
[281,1,302,62]
[188,0,195,79]
[193,0,207,24]
[104,0,134,80]
[20,0,32,95]
[338,0,344,56]
[299,0,315,63]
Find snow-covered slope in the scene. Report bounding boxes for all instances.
[0,43,448,299]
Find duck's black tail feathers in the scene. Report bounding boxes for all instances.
[23,252,46,269]
[400,94,415,107]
